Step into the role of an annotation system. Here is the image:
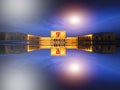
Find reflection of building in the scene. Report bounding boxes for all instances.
[0,45,27,54]
[78,32,117,53]
[92,33,116,53]
[39,31,78,56]
[0,31,119,56]
[0,45,41,54]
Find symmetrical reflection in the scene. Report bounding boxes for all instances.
[0,31,120,55]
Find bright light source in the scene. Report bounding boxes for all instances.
[63,60,85,77]
[69,16,81,25]
[61,7,91,29]
[69,63,81,73]
[63,12,88,28]
[60,59,89,84]
[67,14,86,26]
[58,56,92,84]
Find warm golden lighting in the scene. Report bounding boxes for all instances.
[27,34,30,40]
[27,45,41,52]
[27,31,94,56]
[84,34,93,40]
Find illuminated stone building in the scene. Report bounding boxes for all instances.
[78,32,117,53]
[78,34,93,52]
[0,31,119,56]
[0,32,27,40]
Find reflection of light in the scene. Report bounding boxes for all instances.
[59,56,92,84]
[69,62,81,74]
[62,58,88,79]
[65,60,85,78]
[27,45,32,52]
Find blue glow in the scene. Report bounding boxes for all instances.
[1,8,120,83]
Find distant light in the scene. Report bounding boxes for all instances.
[69,63,81,74]
[58,56,93,84]
[60,6,92,29]
[60,58,90,84]
[69,16,80,25]
[63,60,86,77]
[63,12,88,28]
[67,14,86,26]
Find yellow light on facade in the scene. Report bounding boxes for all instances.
[27,45,32,52]
[86,49,93,52]
[27,34,30,40]
[26,31,94,55]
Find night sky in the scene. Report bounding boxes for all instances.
[0,0,120,90]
